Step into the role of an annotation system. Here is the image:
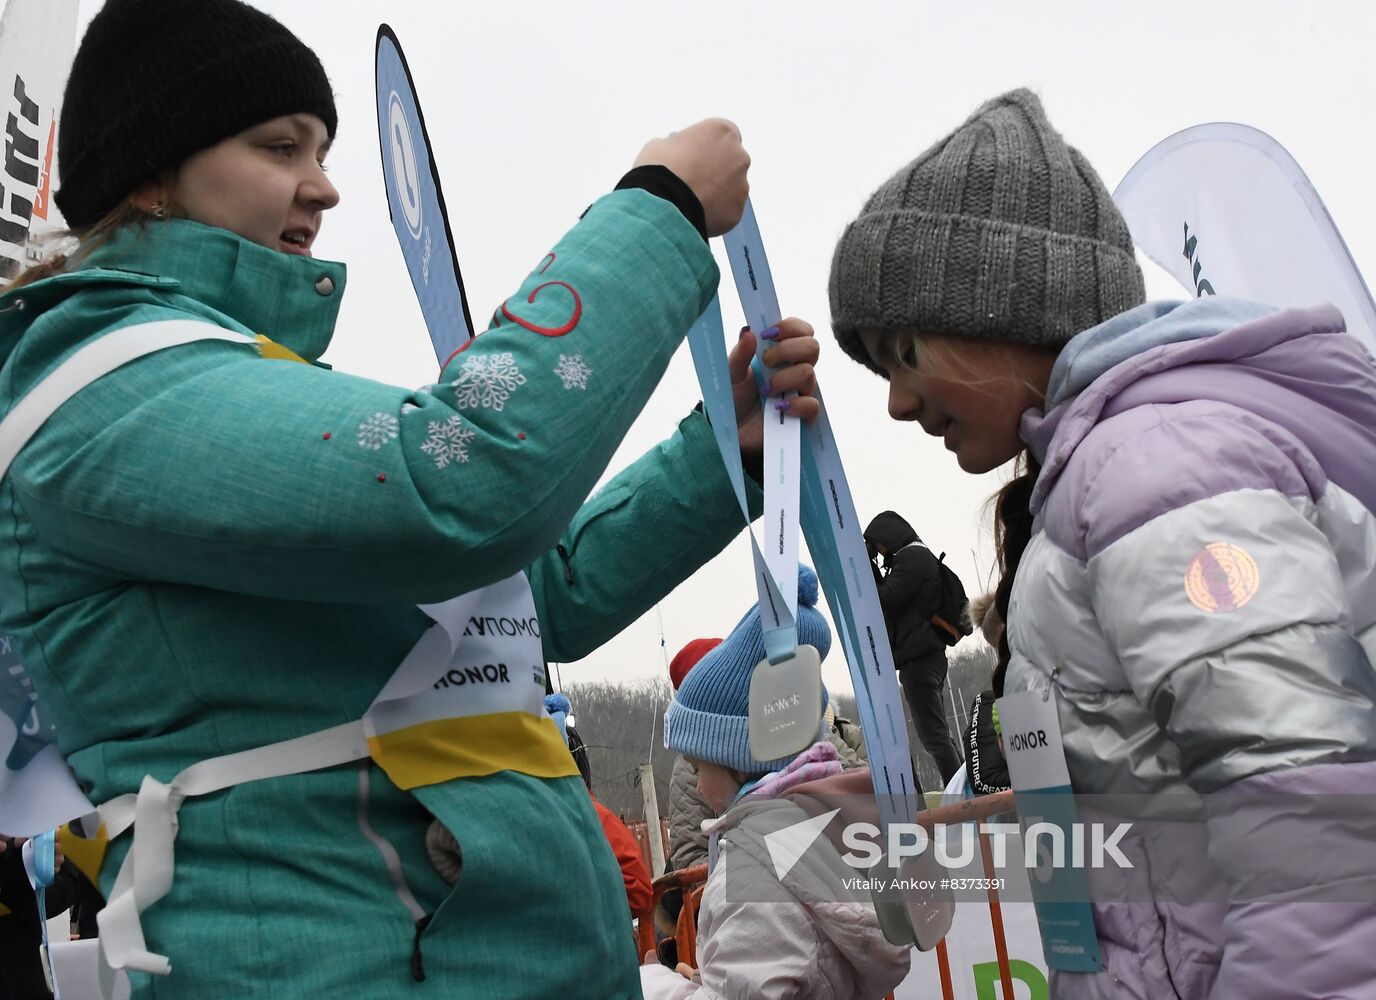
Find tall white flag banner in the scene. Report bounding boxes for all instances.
[0,0,78,280]
[0,0,85,836]
[1113,122,1376,358]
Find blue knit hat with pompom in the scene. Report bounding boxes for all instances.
[664,564,831,774]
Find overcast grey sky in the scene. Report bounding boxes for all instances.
[75,1,1376,695]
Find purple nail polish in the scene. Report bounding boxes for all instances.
[762,325,781,341]
[764,378,774,395]
[774,399,791,412]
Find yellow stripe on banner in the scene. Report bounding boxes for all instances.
[368,712,579,790]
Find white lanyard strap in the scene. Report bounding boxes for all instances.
[96,722,369,988]
[0,320,255,481]
[694,211,919,831]
[723,200,800,665]
[0,317,307,992]
[799,399,919,826]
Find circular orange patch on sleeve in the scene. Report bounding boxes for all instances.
[1184,543,1261,613]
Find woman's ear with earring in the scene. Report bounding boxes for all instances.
[129,178,172,220]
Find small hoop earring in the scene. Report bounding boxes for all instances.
[150,203,168,220]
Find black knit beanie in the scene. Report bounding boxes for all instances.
[829,89,1144,375]
[54,0,337,228]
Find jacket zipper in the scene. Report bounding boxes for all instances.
[355,762,431,981]
[411,914,433,981]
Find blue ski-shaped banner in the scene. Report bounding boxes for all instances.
[375,25,474,367]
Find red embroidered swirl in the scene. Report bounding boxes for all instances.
[500,280,582,337]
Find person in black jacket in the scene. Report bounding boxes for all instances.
[863,511,970,783]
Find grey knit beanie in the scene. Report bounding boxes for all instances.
[829,88,1145,375]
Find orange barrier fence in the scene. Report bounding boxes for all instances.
[914,791,1020,1000]
[638,863,708,967]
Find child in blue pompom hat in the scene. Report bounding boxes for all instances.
[664,563,832,779]
[644,565,910,1000]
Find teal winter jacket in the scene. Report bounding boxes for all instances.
[0,191,752,998]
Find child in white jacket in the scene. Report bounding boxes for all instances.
[642,565,911,1000]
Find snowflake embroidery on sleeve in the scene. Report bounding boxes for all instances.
[357,412,400,450]
[420,416,476,469]
[554,353,592,390]
[452,351,526,411]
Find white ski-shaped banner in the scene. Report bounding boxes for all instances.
[1114,122,1376,357]
[0,0,77,282]
[0,0,85,837]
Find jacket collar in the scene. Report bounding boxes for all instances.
[1017,297,1332,516]
[79,219,348,363]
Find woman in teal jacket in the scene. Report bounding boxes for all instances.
[0,1,821,997]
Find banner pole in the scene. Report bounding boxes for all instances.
[979,830,1015,1000]
[935,938,956,1000]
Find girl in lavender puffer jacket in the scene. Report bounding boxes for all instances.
[830,87,1376,999]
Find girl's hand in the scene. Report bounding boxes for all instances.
[733,317,820,479]
[675,962,698,981]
